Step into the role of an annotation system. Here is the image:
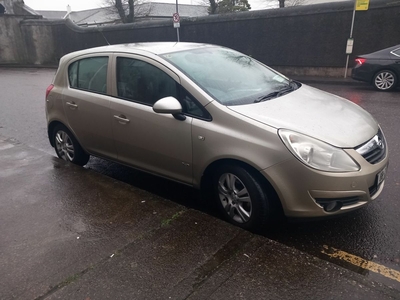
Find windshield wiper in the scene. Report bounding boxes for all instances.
[254,83,295,103]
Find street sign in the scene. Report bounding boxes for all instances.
[173,13,180,23]
[173,12,180,28]
[346,38,354,54]
[173,9,180,42]
[356,0,369,11]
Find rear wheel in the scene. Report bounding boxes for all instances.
[53,124,89,166]
[213,165,272,230]
[373,70,397,91]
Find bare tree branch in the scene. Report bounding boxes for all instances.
[103,0,151,23]
[209,0,218,14]
[285,0,308,6]
[115,0,127,22]
[263,0,308,9]
[206,0,250,14]
[126,0,134,23]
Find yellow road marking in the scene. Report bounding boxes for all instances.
[322,245,400,283]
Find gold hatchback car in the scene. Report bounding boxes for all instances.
[46,43,388,230]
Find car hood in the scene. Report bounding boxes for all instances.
[228,84,378,148]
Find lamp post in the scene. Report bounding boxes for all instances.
[175,0,180,42]
[344,0,369,78]
[344,1,356,78]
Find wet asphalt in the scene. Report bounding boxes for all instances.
[0,68,399,299]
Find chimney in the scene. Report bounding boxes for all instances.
[67,4,71,13]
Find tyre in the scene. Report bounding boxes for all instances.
[53,124,90,166]
[213,164,272,230]
[373,70,397,91]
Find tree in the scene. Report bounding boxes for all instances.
[265,0,308,9]
[208,0,251,14]
[103,0,150,23]
[116,0,134,23]
[209,0,218,14]
[285,0,308,6]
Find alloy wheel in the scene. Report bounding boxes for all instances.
[217,173,252,224]
[375,72,395,90]
[55,130,75,161]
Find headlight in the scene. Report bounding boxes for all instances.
[278,129,360,172]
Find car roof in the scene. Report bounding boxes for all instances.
[60,42,216,61]
[360,44,400,58]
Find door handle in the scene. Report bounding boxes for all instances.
[114,115,130,124]
[66,102,78,109]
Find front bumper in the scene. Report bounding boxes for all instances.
[261,148,388,218]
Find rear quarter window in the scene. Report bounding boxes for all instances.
[68,57,109,94]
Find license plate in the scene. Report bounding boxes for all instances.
[377,165,388,186]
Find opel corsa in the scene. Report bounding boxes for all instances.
[45,43,389,230]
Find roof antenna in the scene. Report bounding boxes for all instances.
[94,21,110,45]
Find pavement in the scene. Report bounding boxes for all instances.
[1,133,399,299]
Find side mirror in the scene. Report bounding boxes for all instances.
[153,97,186,121]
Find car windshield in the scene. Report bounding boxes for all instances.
[162,47,294,106]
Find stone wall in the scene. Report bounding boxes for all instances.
[0,15,30,64]
[1,0,400,76]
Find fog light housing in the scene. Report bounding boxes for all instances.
[323,201,342,212]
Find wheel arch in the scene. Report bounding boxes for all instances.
[48,120,85,152]
[49,121,90,165]
[371,67,399,85]
[48,120,65,147]
[200,158,284,216]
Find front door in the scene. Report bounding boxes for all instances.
[110,56,193,184]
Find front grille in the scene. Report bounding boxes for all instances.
[355,129,386,164]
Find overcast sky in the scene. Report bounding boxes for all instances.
[24,0,128,11]
[24,0,269,11]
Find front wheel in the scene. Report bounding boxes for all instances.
[53,124,90,166]
[373,70,397,91]
[213,165,272,230]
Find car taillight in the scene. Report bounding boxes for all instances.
[355,58,366,65]
[46,84,54,99]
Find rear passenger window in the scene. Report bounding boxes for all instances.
[68,57,108,94]
[117,57,178,105]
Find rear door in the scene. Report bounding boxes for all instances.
[63,54,117,159]
[390,47,400,77]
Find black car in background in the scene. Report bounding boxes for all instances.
[352,44,400,91]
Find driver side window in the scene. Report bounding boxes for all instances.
[116,56,211,120]
[179,87,211,120]
[117,57,178,106]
